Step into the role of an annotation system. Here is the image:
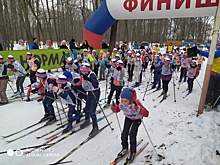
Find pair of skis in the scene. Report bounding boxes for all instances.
[110,139,149,165]
[153,94,170,108]
[49,122,113,165]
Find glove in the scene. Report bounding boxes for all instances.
[26,73,30,77]
[11,68,17,72]
[83,74,90,81]
[7,64,14,68]
[111,101,120,113]
[31,88,38,94]
[116,66,121,71]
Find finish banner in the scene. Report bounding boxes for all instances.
[106,0,219,19]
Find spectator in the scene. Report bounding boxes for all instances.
[102,40,109,49]
[80,40,92,50]
[29,37,39,50]
[17,39,28,50]
[43,40,53,49]
[59,40,68,49]
[69,38,79,50]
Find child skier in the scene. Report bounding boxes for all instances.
[7,55,27,97]
[150,55,163,90]
[53,74,81,133]
[0,55,9,104]
[186,60,199,93]
[103,60,125,108]
[161,58,173,99]
[179,53,189,83]
[134,53,142,86]
[75,63,100,137]
[111,88,149,163]
[26,82,44,102]
[31,68,57,124]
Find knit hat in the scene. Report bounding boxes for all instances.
[115,54,120,59]
[117,60,124,66]
[154,55,160,61]
[26,52,32,58]
[36,68,47,78]
[63,71,73,80]
[80,63,90,72]
[164,57,171,61]
[136,53,140,57]
[56,75,67,84]
[191,60,197,65]
[83,49,88,52]
[7,55,15,63]
[113,48,117,52]
[217,40,220,46]
[0,55,3,64]
[33,37,37,41]
[121,88,133,101]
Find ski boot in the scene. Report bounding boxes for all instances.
[80,119,90,129]
[152,84,156,89]
[157,85,161,90]
[126,152,136,163]
[26,98,31,102]
[39,113,50,122]
[103,103,110,108]
[117,148,128,157]
[89,123,99,137]
[46,115,57,125]
[162,92,167,99]
[62,125,72,134]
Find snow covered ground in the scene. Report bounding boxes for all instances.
[0,60,220,165]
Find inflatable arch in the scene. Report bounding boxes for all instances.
[83,0,218,49]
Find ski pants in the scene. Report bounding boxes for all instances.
[187,78,194,93]
[84,89,100,124]
[206,75,220,107]
[153,72,161,87]
[43,92,55,116]
[107,85,123,105]
[162,80,170,94]
[0,79,8,101]
[16,76,26,93]
[121,117,141,153]
[99,67,106,80]
[179,68,187,82]
[128,64,134,81]
[30,70,37,84]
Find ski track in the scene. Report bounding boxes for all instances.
[1,63,220,165]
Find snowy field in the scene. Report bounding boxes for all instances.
[0,60,220,165]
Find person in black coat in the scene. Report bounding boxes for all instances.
[0,43,3,51]
[69,38,80,50]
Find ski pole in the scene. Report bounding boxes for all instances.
[195,78,202,89]
[141,119,158,156]
[7,82,15,93]
[173,72,177,102]
[112,101,122,132]
[212,95,220,109]
[86,80,114,131]
[105,75,108,103]
[53,91,63,126]
[58,96,68,121]
[142,72,152,101]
